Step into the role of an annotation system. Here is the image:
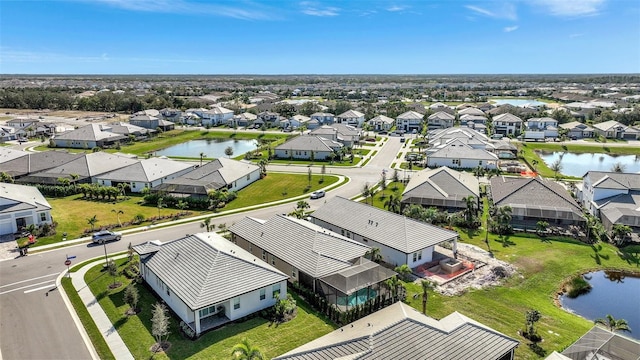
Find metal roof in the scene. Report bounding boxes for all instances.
[310,197,459,253]
[96,157,194,183]
[229,215,371,278]
[0,183,51,214]
[134,233,287,310]
[402,167,479,204]
[275,302,518,360]
[275,135,343,152]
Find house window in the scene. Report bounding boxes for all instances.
[271,255,276,266]
[292,267,297,278]
[262,250,266,260]
[39,213,46,222]
[249,244,252,253]
[132,183,136,188]
[233,298,240,310]
[478,161,483,166]
[246,174,250,180]
[452,159,460,165]
[272,283,281,298]
[167,287,170,296]
[413,252,417,262]
[260,289,266,301]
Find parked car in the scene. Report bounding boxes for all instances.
[91,230,122,244]
[310,190,325,199]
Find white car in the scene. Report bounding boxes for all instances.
[91,230,122,244]
[310,190,325,199]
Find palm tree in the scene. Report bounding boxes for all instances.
[364,247,383,263]
[232,337,264,360]
[531,159,539,172]
[156,197,166,217]
[550,158,563,179]
[296,200,310,211]
[421,280,436,315]
[611,162,626,173]
[595,314,631,333]
[258,158,268,178]
[87,215,98,231]
[117,183,128,198]
[536,220,549,235]
[385,276,400,302]
[201,217,213,232]
[0,172,14,183]
[361,184,371,205]
[112,209,124,228]
[225,146,234,158]
[394,264,412,281]
[199,152,206,167]
[384,194,401,214]
[611,224,632,245]
[492,206,512,235]
[463,195,477,227]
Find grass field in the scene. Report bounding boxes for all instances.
[83,259,336,360]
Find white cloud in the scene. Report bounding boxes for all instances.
[569,33,584,38]
[504,25,519,32]
[300,1,339,16]
[531,0,606,17]
[465,3,517,21]
[387,5,407,12]
[88,0,275,20]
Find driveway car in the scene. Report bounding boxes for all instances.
[92,230,122,244]
[310,190,325,199]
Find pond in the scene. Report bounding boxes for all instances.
[490,98,546,107]
[155,139,258,158]
[537,151,640,177]
[560,270,640,339]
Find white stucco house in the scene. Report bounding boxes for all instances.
[492,113,523,136]
[524,117,558,140]
[336,110,365,127]
[201,106,234,127]
[0,183,52,236]
[367,115,395,132]
[134,233,288,336]
[94,157,196,193]
[396,111,424,132]
[310,197,459,268]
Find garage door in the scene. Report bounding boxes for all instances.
[0,220,13,236]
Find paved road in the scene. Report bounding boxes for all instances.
[0,134,403,359]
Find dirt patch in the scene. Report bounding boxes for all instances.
[432,243,520,296]
[150,341,171,354]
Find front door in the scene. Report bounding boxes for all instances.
[16,217,26,230]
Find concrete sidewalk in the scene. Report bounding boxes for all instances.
[59,255,134,360]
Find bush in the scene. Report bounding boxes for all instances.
[565,275,592,298]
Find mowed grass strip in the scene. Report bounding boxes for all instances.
[223,173,339,210]
[85,259,336,359]
[61,277,116,360]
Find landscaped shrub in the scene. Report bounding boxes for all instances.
[565,275,592,298]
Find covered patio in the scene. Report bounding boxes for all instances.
[317,258,396,312]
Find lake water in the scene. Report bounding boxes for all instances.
[155,139,258,158]
[491,98,546,107]
[537,151,640,177]
[560,270,640,340]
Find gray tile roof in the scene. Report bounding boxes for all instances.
[599,191,640,226]
[458,107,486,116]
[493,113,523,123]
[153,158,259,195]
[367,115,395,124]
[337,110,364,118]
[427,139,499,161]
[96,157,194,183]
[275,302,518,360]
[0,183,51,214]
[396,110,424,120]
[310,197,459,253]
[54,124,127,142]
[585,171,640,190]
[402,167,479,203]
[428,111,455,120]
[229,215,371,278]
[592,120,626,131]
[0,148,29,163]
[134,233,287,310]
[275,135,343,152]
[490,176,584,219]
[0,151,83,177]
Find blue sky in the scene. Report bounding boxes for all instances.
[1,0,639,74]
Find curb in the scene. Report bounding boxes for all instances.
[57,268,100,360]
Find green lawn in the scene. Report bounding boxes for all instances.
[222,173,339,211]
[83,259,336,359]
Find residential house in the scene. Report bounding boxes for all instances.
[134,233,288,336]
[559,121,595,139]
[229,215,395,310]
[551,326,640,360]
[276,302,518,360]
[274,135,343,160]
[159,108,182,124]
[280,115,310,130]
[427,111,455,130]
[592,120,638,140]
[16,152,139,185]
[396,111,424,132]
[0,150,83,178]
[457,107,485,117]
[490,176,585,229]
[367,115,395,132]
[0,183,52,236]
[492,113,523,136]
[228,112,257,128]
[579,171,640,233]
[257,111,281,128]
[310,124,361,147]
[108,122,155,139]
[0,126,18,142]
[336,110,365,127]
[6,118,39,137]
[460,114,487,125]
[425,134,499,170]
[310,197,459,268]
[524,117,559,141]
[310,112,335,125]
[201,106,234,127]
[94,157,195,192]
[51,124,127,149]
[129,114,174,131]
[401,167,480,212]
[429,102,450,110]
[305,118,321,130]
[152,158,260,198]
